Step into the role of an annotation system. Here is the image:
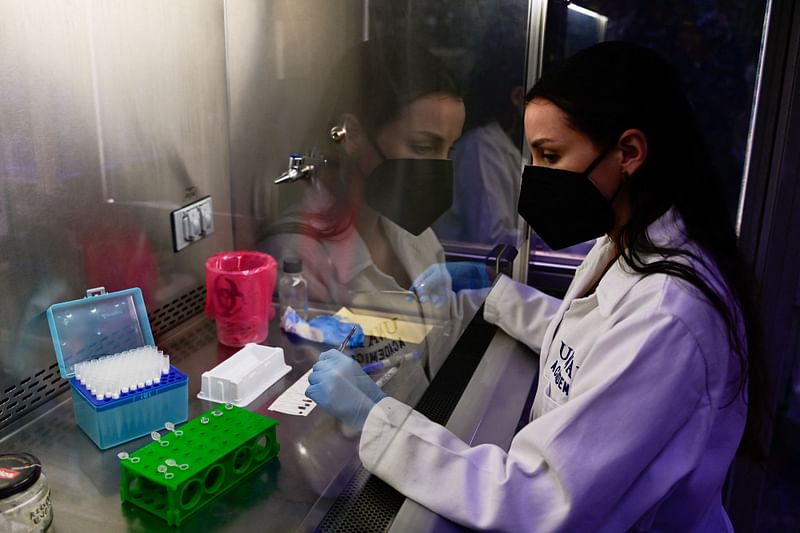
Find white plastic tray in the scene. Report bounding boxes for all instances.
[197,343,291,406]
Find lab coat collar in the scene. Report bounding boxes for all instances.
[379,216,440,278]
[323,215,435,287]
[595,209,689,316]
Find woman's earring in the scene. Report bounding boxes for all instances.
[330,125,347,142]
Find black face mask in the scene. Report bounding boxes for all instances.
[517,150,617,250]
[364,158,453,235]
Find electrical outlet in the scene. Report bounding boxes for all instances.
[171,196,213,252]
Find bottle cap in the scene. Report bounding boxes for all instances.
[0,453,42,499]
[283,258,303,274]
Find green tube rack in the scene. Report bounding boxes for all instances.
[119,405,279,526]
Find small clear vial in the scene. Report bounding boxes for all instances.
[278,257,309,320]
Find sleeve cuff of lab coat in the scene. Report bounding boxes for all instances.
[359,397,415,471]
[483,274,514,326]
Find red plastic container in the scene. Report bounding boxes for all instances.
[205,251,277,346]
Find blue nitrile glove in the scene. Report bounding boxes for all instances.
[281,309,365,348]
[409,262,491,308]
[446,261,492,292]
[307,315,365,348]
[306,350,385,430]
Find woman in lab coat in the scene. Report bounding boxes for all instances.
[262,39,493,381]
[306,41,766,531]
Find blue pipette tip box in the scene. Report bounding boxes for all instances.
[47,287,188,450]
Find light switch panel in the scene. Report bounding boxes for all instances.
[171,196,213,252]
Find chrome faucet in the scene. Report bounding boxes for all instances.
[274,153,325,184]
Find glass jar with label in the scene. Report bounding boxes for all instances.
[0,453,53,531]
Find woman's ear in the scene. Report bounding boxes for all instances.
[509,85,525,109]
[337,113,363,157]
[617,128,648,176]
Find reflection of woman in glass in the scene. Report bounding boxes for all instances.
[433,49,525,246]
[262,39,464,306]
[261,38,469,379]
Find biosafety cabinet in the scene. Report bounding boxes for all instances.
[0,1,797,531]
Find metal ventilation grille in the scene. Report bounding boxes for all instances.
[318,307,496,532]
[0,363,70,431]
[148,285,206,338]
[0,286,207,433]
[316,469,377,532]
[317,467,407,533]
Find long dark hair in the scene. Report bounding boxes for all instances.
[527,41,767,459]
[268,38,462,240]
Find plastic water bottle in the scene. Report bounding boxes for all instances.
[278,258,308,320]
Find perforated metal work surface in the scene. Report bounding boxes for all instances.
[317,306,496,532]
[316,468,405,533]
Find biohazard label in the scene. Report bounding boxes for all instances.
[0,467,20,479]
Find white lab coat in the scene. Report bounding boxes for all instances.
[359,209,746,532]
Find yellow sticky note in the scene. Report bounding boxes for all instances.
[335,307,432,344]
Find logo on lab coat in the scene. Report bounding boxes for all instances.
[549,340,576,397]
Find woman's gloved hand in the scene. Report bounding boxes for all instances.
[409,262,492,308]
[409,263,453,308]
[306,350,385,431]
